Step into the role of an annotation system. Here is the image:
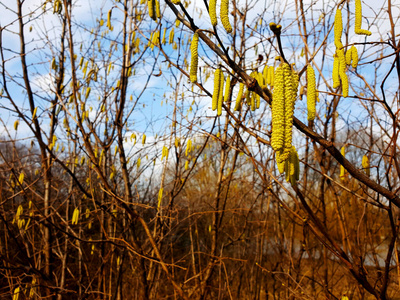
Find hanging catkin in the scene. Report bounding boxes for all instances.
[362,154,370,176]
[355,0,371,36]
[334,9,343,49]
[190,33,199,83]
[271,63,286,152]
[217,71,224,116]
[220,0,232,33]
[209,0,218,26]
[337,49,348,97]
[271,62,298,163]
[307,65,316,121]
[332,53,340,88]
[212,68,222,111]
[234,82,244,111]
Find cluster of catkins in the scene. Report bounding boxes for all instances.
[333,0,370,97]
[270,58,300,183]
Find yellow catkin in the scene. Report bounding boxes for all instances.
[224,75,230,102]
[355,0,371,36]
[85,87,91,99]
[217,71,224,116]
[234,82,244,111]
[271,63,286,152]
[250,91,256,111]
[333,53,340,88]
[346,47,352,66]
[277,152,285,174]
[243,89,250,105]
[107,9,112,30]
[18,173,24,185]
[209,0,218,27]
[345,46,359,68]
[281,64,298,162]
[351,46,358,68]
[262,65,269,87]
[268,66,275,86]
[72,208,80,225]
[256,92,260,109]
[362,154,370,176]
[186,139,192,156]
[334,9,343,49]
[220,0,232,33]
[284,146,299,185]
[340,146,346,180]
[162,146,169,161]
[155,0,161,19]
[13,287,20,300]
[190,33,199,83]
[162,28,167,45]
[171,0,180,3]
[148,0,156,21]
[14,120,19,131]
[307,65,316,121]
[337,49,348,97]
[157,188,163,209]
[142,134,146,145]
[169,27,175,44]
[212,68,221,111]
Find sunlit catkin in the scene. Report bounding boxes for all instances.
[107,9,112,30]
[212,68,222,111]
[281,64,298,162]
[155,0,161,19]
[72,208,80,225]
[217,71,224,116]
[142,134,146,145]
[157,188,163,209]
[220,0,232,33]
[224,75,230,102]
[307,65,316,121]
[209,0,218,27]
[340,146,346,180]
[190,33,199,83]
[277,156,285,174]
[333,53,340,88]
[337,49,348,97]
[362,154,370,176]
[148,0,156,21]
[13,287,20,300]
[186,139,192,156]
[250,91,256,111]
[284,146,299,185]
[355,0,371,36]
[268,66,275,86]
[234,82,244,111]
[169,27,175,44]
[271,63,286,152]
[162,28,167,45]
[334,9,343,49]
[351,46,359,68]
[346,48,352,66]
